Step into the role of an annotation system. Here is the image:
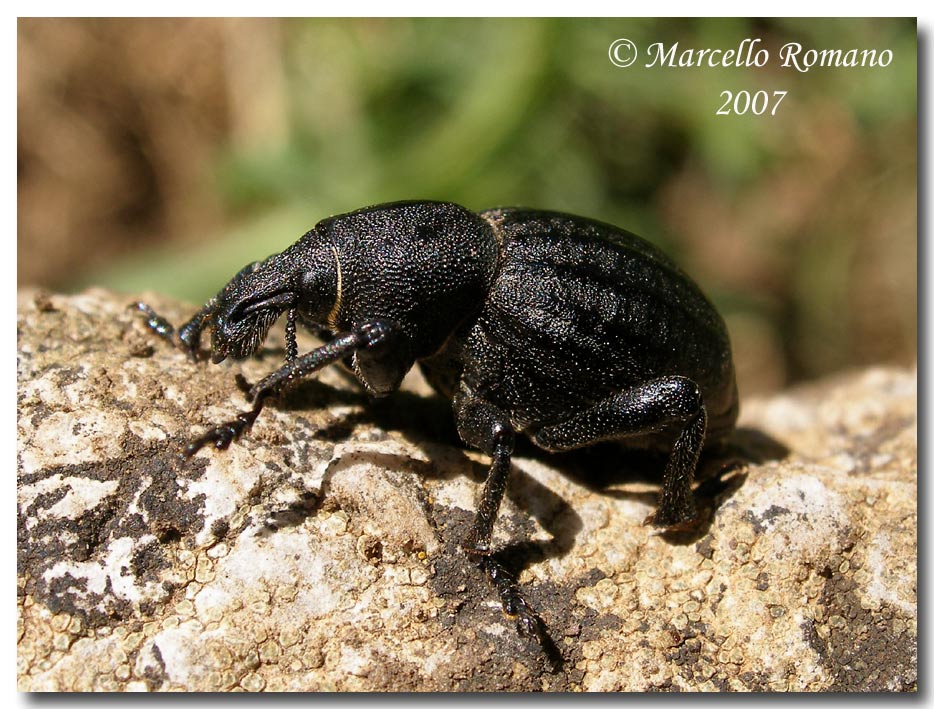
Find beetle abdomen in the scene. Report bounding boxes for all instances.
[462,208,737,436]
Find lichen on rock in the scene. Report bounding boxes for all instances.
[17,288,917,691]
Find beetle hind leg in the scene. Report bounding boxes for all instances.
[531,376,707,530]
[644,406,706,529]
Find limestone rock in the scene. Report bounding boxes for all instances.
[17,288,917,691]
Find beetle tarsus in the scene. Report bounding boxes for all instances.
[129,301,177,346]
[478,556,547,641]
[185,404,265,458]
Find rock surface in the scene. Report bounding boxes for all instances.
[17,288,917,691]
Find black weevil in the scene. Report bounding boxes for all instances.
[133,200,738,643]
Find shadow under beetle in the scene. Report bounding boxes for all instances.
[133,201,739,643]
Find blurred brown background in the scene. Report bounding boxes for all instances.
[17,18,917,397]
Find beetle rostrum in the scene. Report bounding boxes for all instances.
[132,200,739,644]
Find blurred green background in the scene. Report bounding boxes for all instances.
[17,18,917,396]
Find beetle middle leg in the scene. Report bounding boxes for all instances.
[453,386,546,640]
[531,375,707,530]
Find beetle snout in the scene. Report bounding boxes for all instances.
[210,344,230,364]
[209,309,276,362]
[210,291,296,363]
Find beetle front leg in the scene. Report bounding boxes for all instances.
[129,301,175,342]
[185,320,394,457]
[130,298,219,360]
[531,376,707,530]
